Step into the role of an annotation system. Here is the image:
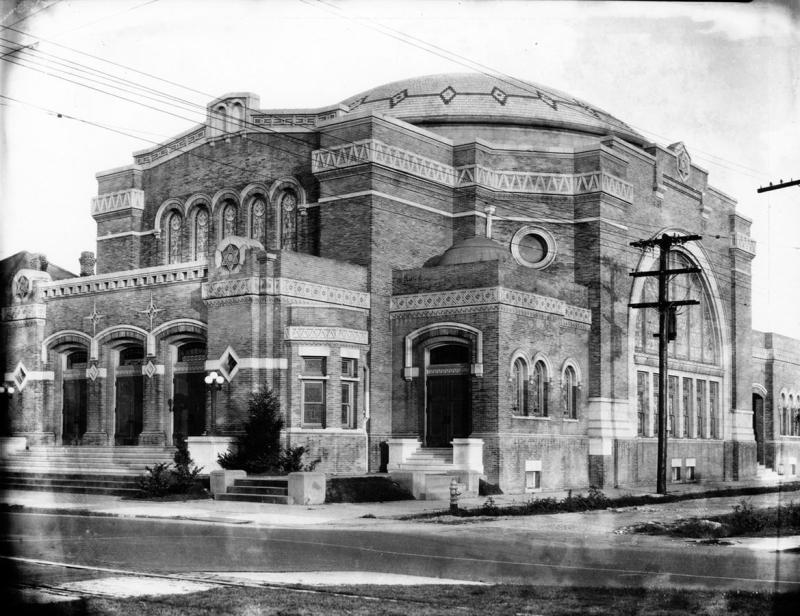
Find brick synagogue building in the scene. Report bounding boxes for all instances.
[2,74,799,496]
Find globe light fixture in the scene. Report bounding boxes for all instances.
[204,371,225,435]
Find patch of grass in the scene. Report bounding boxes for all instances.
[406,481,800,520]
[13,584,799,615]
[629,499,800,538]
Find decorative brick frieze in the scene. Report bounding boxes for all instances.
[312,139,633,202]
[285,326,369,345]
[391,286,591,324]
[2,304,46,321]
[133,127,206,166]
[202,276,370,308]
[91,188,145,216]
[40,262,208,299]
[730,232,756,257]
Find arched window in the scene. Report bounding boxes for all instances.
[168,212,183,264]
[564,365,578,419]
[635,253,718,364]
[194,208,209,260]
[280,190,298,250]
[532,360,548,417]
[251,198,266,245]
[512,358,528,416]
[222,202,237,238]
[781,393,788,435]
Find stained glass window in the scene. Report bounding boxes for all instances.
[168,212,182,264]
[251,198,266,245]
[280,191,297,250]
[222,203,236,238]
[195,208,208,260]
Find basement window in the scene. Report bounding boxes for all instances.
[525,460,542,492]
[671,458,682,482]
[685,458,696,481]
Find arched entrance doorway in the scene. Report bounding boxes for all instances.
[172,341,207,444]
[752,390,765,465]
[62,350,88,445]
[425,343,471,447]
[115,345,144,445]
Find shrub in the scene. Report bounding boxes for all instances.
[137,439,204,498]
[218,387,316,474]
[728,499,769,534]
[137,462,175,497]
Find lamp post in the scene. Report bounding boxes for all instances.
[203,371,224,435]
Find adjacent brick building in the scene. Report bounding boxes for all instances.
[3,74,798,493]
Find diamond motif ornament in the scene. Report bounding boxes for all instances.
[389,89,408,108]
[217,346,241,382]
[439,86,456,105]
[137,293,164,331]
[221,243,240,272]
[12,362,28,390]
[144,360,156,379]
[490,86,508,105]
[87,364,99,382]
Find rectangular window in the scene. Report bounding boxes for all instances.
[637,371,649,436]
[696,379,706,438]
[686,465,695,481]
[671,466,681,482]
[709,381,719,439]
[653,373,660,435]
[301,357,327,426]
[668,375,678,436]
[525,470,541,492]
[682,377,692,438]
[340,357,358,428]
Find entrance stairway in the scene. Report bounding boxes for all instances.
[1,446,176,496]
[391,447,479,500]
[755,463,782,482]
[214,477,290,504]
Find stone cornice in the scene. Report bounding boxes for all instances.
[390,286,591,324]
[201,276,370,309]
[40,262,208,299]
[312,139,634,203]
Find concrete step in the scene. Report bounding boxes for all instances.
[225,486,288,496]
[396,463,456,472]
[233,478,289,488]
[215,493,291,504]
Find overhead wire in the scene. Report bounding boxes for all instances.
[0,20,787,273]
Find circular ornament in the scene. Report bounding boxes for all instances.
[510,227,557,269]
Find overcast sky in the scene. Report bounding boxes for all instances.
[1,0,798,338]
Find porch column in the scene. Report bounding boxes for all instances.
[139,358,166,445]
[82,360,109,445]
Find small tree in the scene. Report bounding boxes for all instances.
[218,388,284,474]
[218,387,319,474]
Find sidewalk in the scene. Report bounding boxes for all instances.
[3,476,799,530]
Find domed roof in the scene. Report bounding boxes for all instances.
[434,235,510,267]
[341,73,645,145]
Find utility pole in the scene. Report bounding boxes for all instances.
[757,178,800,193]
[629,233,701,494]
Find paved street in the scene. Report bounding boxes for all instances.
[2,487,799,598]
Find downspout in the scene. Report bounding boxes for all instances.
[363,364,371,472]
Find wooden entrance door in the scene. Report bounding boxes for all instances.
[173,373,206,443]
[115,376,143,445]
[752,393,764,464]
[426,375,470,447]
[62,380,87,445]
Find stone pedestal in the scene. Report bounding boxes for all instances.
[386,438,421,470]
[209,469,246,496]
[288,472,326,505]
[452,438,483,472]
[187,435,236,473]
[0,436,27,457]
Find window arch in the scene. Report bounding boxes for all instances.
[561,360,581,419]
[250,197,267,246]
[511,357,528,416]
[221,201,237,238]
[280,189,298,250]
[194,207,209,260]
[532,359,549,417]
[167,212,183,264]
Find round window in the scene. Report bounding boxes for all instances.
[510,227,556,269]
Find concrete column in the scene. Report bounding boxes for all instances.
[139,359,166,445]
